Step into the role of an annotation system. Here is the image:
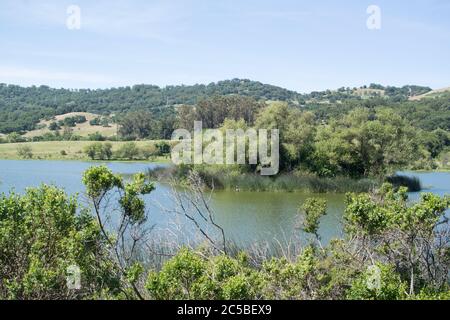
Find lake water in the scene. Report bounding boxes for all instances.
[1,160,449,249]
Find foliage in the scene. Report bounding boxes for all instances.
[115,142,140,160]
[0,186,121,299]
[84,142,113,160]
[347,263,408,300]
[16,145,33,159]
[299,198,327,238]
[1,164,449,300]
[146,249,262,300]
[144,183,450,300]
[118,112,159,140]
[149,165,378,193]
[344,184,450,293]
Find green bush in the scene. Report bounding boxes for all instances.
[84,142,112,160]
[347,264,408,300]
[0,186,120,299]
[16,145,33,159]
[115,142,140,160]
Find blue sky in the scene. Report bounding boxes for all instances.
[0,0,449,92]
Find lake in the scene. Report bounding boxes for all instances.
[1,160,449,249]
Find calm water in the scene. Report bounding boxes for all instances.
[0,160,449,248]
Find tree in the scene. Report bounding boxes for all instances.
[88,132,106,141]
[49,122,61,131]
[299,198,327,241]
[89,118,101,126]
[84,143,113,160]
[344,184,450,294]
[155,141,171,156]
[62,126,73,140]
[116,142,140,160]
[255,102,316,171]
[7,132,25,143]
[311,108,420,177]
[195,95,264,129]
[82,166,155,299]
[118,112,157,140]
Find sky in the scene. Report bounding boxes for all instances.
[0,0,449,93]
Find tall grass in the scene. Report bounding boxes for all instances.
[148,165,380,193]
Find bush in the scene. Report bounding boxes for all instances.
[146,249,263,300]
[89,118,101,126]
[48,122,60,131]
[7,133,25,143]
[155,141,171,156]
[84,142,113,160]
[0,186,120,299]
[347,264,408,300]
[88,132,106,141]
[16,145,33,159]
[115,142,140,160]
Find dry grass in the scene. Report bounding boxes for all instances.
[0,140,168,161]
[23,112,118,138]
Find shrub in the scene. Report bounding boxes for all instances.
[89,118,101,126]
[16,145,33,159]
[155,141,171,156]
[84,142,113,160]
[115,142,140,160]
[7,133,25,143]
[48,122,60,131]
[347,264,408,300]
[88,132,106,141]
[0,186,120,299]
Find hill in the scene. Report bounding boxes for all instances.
[23,112,118,138]
[0,80,436,135]
[409,87,450,101]
[0,79,300,134]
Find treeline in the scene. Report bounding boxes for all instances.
[170,98,450,179]
[83,141,171,161]
[0,79,300,134]
[0,80,435,134]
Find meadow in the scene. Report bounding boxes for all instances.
[0,140,169,161]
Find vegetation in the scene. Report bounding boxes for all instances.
[149,165,379,193]
[16,145,33,159]
[0,80,299,134]
[84,142,113,160]
[2,80,448,193]
[0,141,171,161]
[152,98,444,191]
[1,167,449,300]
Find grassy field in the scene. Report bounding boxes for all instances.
[23,112,118,138]
[0,140,170,161]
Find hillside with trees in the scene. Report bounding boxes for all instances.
[0,79,300,134]
[0,80,435,135]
